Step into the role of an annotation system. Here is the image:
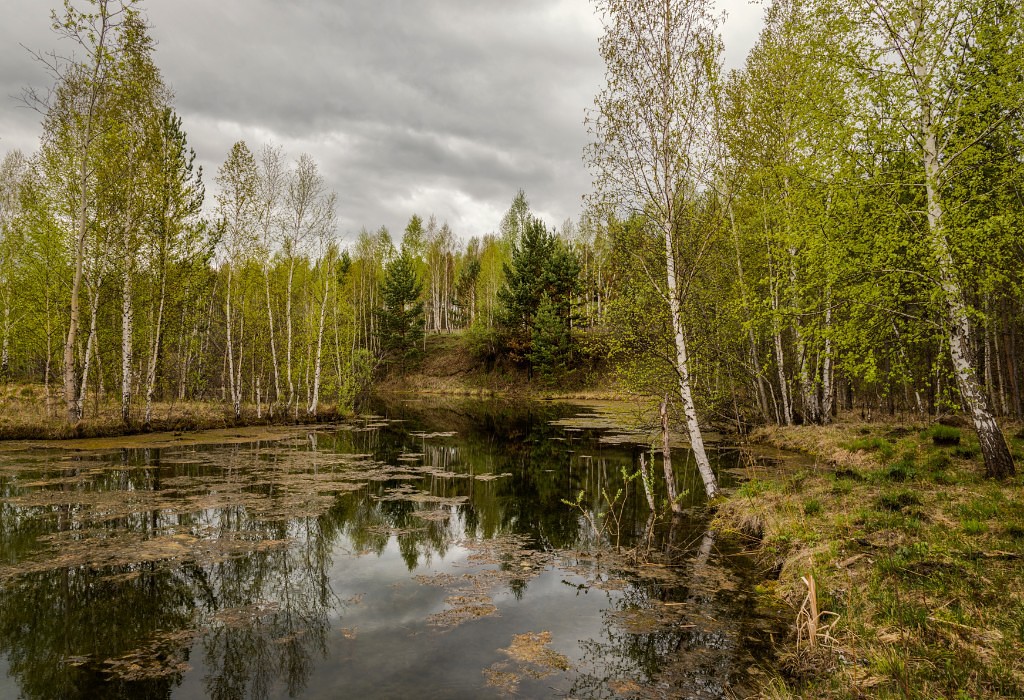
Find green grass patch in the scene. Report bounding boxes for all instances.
[737,478,776,498]
[845,436,896,459]
[961,518,987,535]
[803,499,823,516]
[926,424,962,446]
[883,454,918,482]
[721,420,1024,699]
[952,443,980,459]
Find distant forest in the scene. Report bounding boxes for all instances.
[0,0,1021,481]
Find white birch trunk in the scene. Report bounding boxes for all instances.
[309,274,330,417]
[121,273,134,425]
[76,286,102,419]
[265,267,281,412]
[144,264,167,425]
[919,78,1014,477]
[225,265,239,419]
[286,259,296,410]
[821,304,834,423]
[663,224,718,499]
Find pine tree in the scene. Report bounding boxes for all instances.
[529,293,571,382]
[376,248,424,369]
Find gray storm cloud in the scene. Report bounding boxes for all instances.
[0,0,761,240]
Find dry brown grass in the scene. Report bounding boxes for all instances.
[0,383,347,441]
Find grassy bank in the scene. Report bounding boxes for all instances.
[0,383,348,441]
[715,419,1024,698]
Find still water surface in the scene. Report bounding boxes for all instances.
[0,399,780,699]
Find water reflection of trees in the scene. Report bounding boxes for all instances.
[0,400,750,699]
[0,442,344,700]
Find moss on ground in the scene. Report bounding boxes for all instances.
[716,419,1024,699]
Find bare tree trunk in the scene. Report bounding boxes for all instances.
[309,274,329,417]
[144,263,167,425]
[235,309,244,420]
[0,302,11,381]
[771,314,793,426]
[76,286,102,419]
[121,273,134,425]
[663,222,718,499]
[286,259,296,410]
[821,304,834,423]
[264,267,282,412]
[225,265,239,419]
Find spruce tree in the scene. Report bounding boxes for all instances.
[377,248,424,368]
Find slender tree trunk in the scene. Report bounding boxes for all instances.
[235,309,244,420]
[121,272,134,425]
[663,222,718,498]
[821,304,835,423]
[309,273,330,417]
[64,150,91,422]
[76,286,102,418]
[921,106,1014,477]
[226,265,238,418]
[144,263,167,425]
[264,266,281,411]
[771,314,793,426]
[286,258,296,410]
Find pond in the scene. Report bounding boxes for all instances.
[0,398,783,699]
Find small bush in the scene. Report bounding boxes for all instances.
[803,499,823,516]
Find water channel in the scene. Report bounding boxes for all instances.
[0,398,783,699]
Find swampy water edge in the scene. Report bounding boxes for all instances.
[0,398,784,699]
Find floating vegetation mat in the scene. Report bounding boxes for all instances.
[484,631,572,694]
[418,534,555,629]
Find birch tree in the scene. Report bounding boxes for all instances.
[586,0,723,498]
[215,141,258,420]
[0,152,29,380]
[142,108,204,424]
[30,0,142,421]
[282,154,333,414]
[837,0,1020,477]
[307,193,337,418]
[256,144,286,412]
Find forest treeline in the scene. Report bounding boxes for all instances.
[0,0,1022,478]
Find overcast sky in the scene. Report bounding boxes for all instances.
[1,0,765,242]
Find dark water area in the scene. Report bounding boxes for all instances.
[0,398,784,699]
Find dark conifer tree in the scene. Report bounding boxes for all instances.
[376,248,424,369]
